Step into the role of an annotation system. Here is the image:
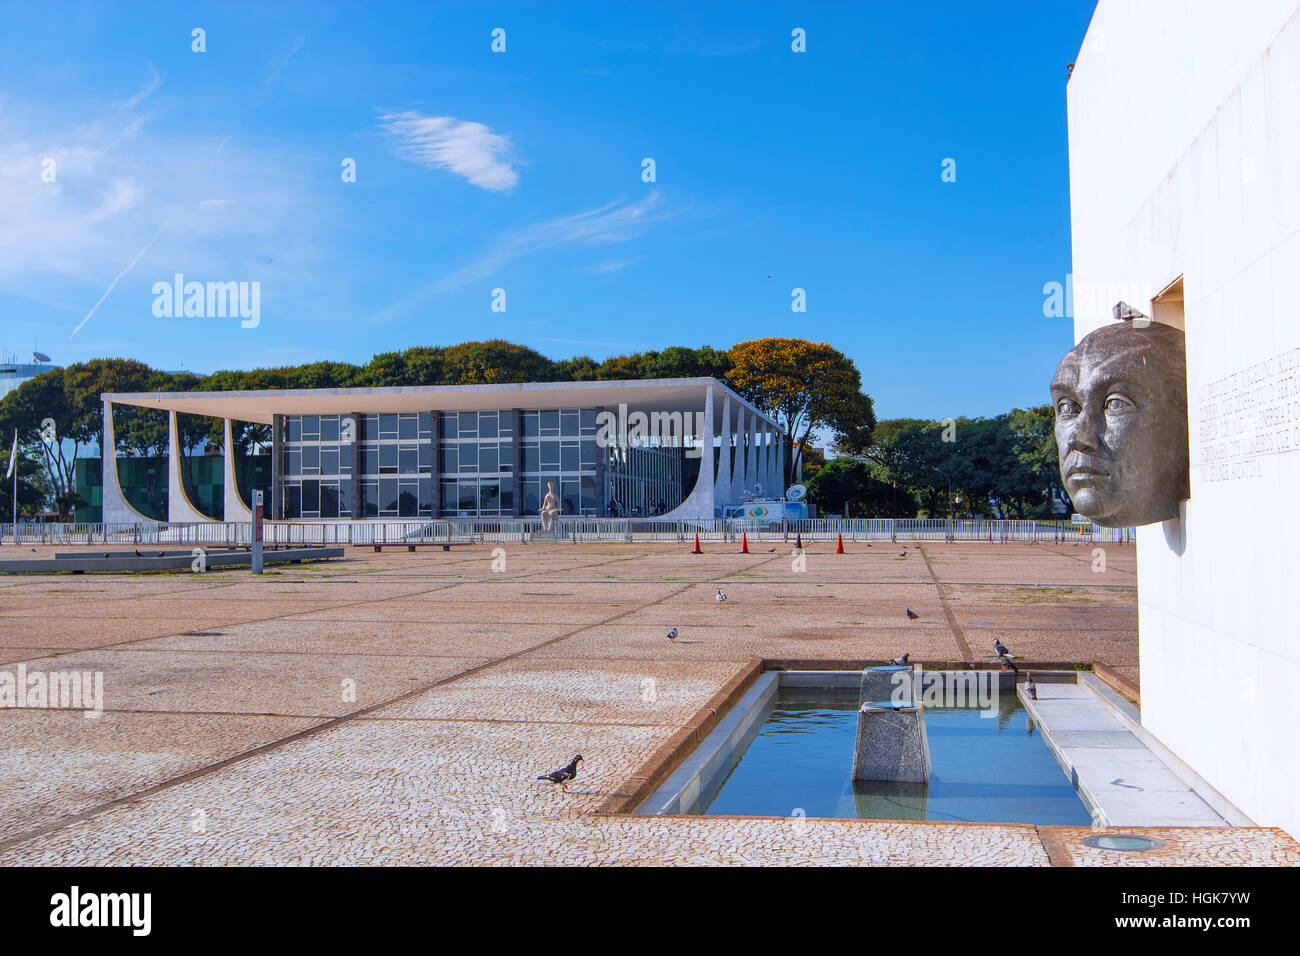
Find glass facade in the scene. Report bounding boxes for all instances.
[276,405,693,520]
[439,410,515,518]
[606,443,683,517]
[356,412,435,518]
[516,408,601,519]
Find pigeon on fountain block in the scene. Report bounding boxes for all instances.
[993,638,1012,658]
[998,654,1018,674]
[537,755,583,793]
[667,627,679,643]
[905,608,919,620]
[891,653,910,666]
[1025,674,1037,700]
[716,588,727,603]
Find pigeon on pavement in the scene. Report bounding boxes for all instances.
[537,755,583,793]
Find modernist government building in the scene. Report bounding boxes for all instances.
[98,378,789,524]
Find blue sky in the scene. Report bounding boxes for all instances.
[0,0,1096,419]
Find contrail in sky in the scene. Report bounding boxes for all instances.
[69,231,159,339]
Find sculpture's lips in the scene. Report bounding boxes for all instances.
[1065,462,1111,481]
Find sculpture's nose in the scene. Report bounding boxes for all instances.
[1064,400,1104,454]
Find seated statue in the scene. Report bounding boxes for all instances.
[540,481,561,531]
[1050,317,1189,527]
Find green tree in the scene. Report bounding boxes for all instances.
[727,338,876,487]
[805,457,918,518]
[441,340,554,384]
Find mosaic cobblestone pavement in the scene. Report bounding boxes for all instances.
[1,541,1295,865]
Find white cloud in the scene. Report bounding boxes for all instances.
[112,64,162,111]
[366,192,670,323]
[378,111,519,192]
[578,257,637,275]
[0,92,331,337]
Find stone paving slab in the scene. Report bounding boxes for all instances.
[0,616,241,649]
[0,710,321,843]
[1023,684,1225,827]
[132,620,577,658]
[0,541,1293,866]
[290,601,628,625]
[370,658,741,726]
[528,623,961,663]
[6,648,489,716]
[0,647,74,665]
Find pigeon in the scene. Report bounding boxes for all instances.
[537,755,583,793]
[993,638,1012,658]
[905,608,919,620]
[898,551,907,557]
[667,627,679,643]
[998,654,1018,674]
[891,653,910,666]
[1025,674,1037,700]
[715,589,727,603]
[767,547,776,553]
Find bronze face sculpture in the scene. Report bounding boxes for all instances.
[1050,319,1189,527]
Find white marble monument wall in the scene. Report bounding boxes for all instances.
[1069,0,1300,837]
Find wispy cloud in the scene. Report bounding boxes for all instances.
[578,257,637,275]
[378,111,519,192]
[112,64,162,111]
[366,192,670,323]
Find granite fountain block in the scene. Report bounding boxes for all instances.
[853,666,931,784]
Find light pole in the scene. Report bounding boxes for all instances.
[931,467,952,519]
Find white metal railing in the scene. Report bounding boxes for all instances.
[0,518,1135,546]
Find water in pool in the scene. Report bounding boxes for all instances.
[700,687,1091,825]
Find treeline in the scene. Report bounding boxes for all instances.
[805,409,1066,519]
[0,338,876,519]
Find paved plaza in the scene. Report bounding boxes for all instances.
[0,540,1295,865]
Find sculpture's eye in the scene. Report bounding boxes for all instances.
[1104,394,1134,412]
[1056,398,1079,417]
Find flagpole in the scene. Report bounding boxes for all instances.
[12,428,18,542]
[8,429,16,544]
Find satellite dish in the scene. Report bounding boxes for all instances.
[32,351,51,363]
[786,484,807,501]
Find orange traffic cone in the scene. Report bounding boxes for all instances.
[836,533,845,554]
[692,533,702,554]
[740,532,749,554]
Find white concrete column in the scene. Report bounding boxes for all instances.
[747,420,759,495]
[713,393,732,506]
[735,406,748,494]
[761,423,773,496]
[100,400,154,524]
[660,384,714,520]
[168,410,213,523]
[223,418,253,523]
